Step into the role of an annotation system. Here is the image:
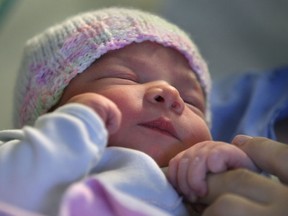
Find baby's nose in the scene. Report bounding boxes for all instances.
[145,81,184,115]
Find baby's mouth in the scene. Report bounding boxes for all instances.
[139,117,179,140]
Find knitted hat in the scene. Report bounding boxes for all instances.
[14,7,211,128]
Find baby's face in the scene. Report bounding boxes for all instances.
[58,42,211,167]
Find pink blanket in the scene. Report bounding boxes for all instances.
[60,177,170,216]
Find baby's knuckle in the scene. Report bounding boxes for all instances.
[209,147,223,157]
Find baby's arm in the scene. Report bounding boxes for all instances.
[167,141,259,202]
[0,93,121,214]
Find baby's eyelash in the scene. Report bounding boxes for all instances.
[118,76,139,83]
[184,100,196,107]
[122,76,137,81]
[184,100,205,117]
[115,72,138,81]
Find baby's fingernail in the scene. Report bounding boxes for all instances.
[233,135,252,146]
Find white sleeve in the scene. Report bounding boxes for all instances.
[0,103,108,214]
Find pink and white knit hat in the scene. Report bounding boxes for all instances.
[14,7,211,128]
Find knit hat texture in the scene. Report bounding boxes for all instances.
[14,7,211,128]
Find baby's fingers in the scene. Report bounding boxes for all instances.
[167,157,178,188]
[66,93,121,135]
[206,143,260,174]
[186,155,208,199]
[104,101,121,135]
[168,157,198,202]
[177,159,191,197]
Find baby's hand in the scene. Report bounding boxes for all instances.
[66,93,121,135]
[167,141,259,202]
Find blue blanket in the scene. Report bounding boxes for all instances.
[210,66,288,142]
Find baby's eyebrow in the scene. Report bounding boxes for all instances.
[120,56,149,70]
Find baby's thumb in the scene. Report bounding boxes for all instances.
[105,104,122,135]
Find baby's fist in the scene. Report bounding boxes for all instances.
[67,93,121,135]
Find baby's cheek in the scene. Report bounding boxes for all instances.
[138,146,166,167]
[182,114,212,145]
